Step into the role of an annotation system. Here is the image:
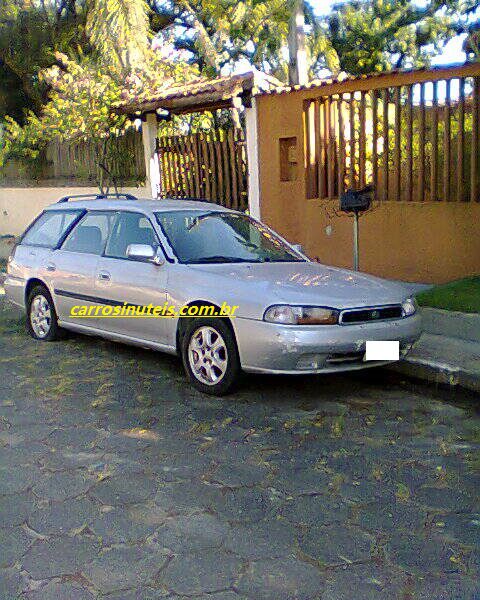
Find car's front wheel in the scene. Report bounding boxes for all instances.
[181,318,240,395]
[26,284,64,341]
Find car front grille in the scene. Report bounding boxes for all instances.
[340,305,403,325]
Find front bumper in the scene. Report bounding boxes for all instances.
[4,275,25,310]
[233,313,422,374]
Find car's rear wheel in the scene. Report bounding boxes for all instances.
[181,318,240,395]
[26,285,64,341]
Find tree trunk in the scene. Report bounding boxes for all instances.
[288,0,308,86]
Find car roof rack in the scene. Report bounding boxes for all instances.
[57,193,138,203]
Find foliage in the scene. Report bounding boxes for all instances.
[1,0,478,171]
[152,0,478,80]
[0,0,88,119]
[1,0,196,167]
[86,0,151,74]
[152,0,294,79]
[312,0,480,76]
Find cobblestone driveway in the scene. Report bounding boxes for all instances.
[0,299,479,599]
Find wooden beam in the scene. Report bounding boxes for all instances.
[431,81,438,201]
[382,89,389,201]
[349,94,356,190]
[457,78,465,202]
[406,85,413,202]
[338,95,345,196]
[372,91,378,199]
[418,83,426,202]
[394,86,401,200]
[471,77,479,203]
[443,80,451,202]
[326,96,334,198]
[359,91,367,188]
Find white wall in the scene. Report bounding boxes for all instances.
[0,186,145,236]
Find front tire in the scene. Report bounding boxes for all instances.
[181,318,241,396]
[26,285,64,341]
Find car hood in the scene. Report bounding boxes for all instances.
[187,261,410,311]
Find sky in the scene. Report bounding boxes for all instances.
[309,0,472,66]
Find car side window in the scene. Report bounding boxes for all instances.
[21,210,82,248]
[61,212,113,255]
[105,212,159,260]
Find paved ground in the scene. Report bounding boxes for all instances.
[0,299,479,600]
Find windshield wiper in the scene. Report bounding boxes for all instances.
[189,255,262,264]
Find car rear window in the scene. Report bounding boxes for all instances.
[21,210,83,249]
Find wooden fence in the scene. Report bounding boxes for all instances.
[46,131,145,183]
[304,63,480,202]
[156,129,248,210]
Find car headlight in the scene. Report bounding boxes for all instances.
[264,305,339,325]
[401,297,417,317]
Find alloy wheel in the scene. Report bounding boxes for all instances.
[187,325,228,386]
[30,294,52,338]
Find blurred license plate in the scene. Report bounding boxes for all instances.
[365,341,399,361]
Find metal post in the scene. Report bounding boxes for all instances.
[353,210,359,271]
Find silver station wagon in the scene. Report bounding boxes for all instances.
[5,194,422,395]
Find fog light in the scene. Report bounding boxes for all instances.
[296,354,326,370]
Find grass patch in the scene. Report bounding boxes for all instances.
[417,276,480,314]
[0,258,6,271]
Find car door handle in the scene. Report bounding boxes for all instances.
[98,271,111,281]
[46,263,56,272]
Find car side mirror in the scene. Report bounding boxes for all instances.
[126,244,162,264]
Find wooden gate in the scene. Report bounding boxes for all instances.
[156,129,248,210]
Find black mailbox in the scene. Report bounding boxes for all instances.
[340,185,373,213]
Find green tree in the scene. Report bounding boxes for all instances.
[0,0,87,119]
[152,0,299,79]
[86,0,151,74]
[1,0,195,167]
[312,0,479,76]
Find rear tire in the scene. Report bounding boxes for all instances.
[181,318,241,396]
[26,284,65,341]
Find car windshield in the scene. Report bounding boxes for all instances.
[155,210,305,264]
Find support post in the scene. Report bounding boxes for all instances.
[141,113,161,198]
[353,210,359,271]
[246,98,260,219]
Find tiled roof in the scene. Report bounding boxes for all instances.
[113,62,478,115]
[256,62,476,96]
[114,72,257,115]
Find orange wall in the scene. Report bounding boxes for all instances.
[256,91,480,284]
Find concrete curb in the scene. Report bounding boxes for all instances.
[387,328,480,395]
[420,307,480,343]
[389,355,480,394]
